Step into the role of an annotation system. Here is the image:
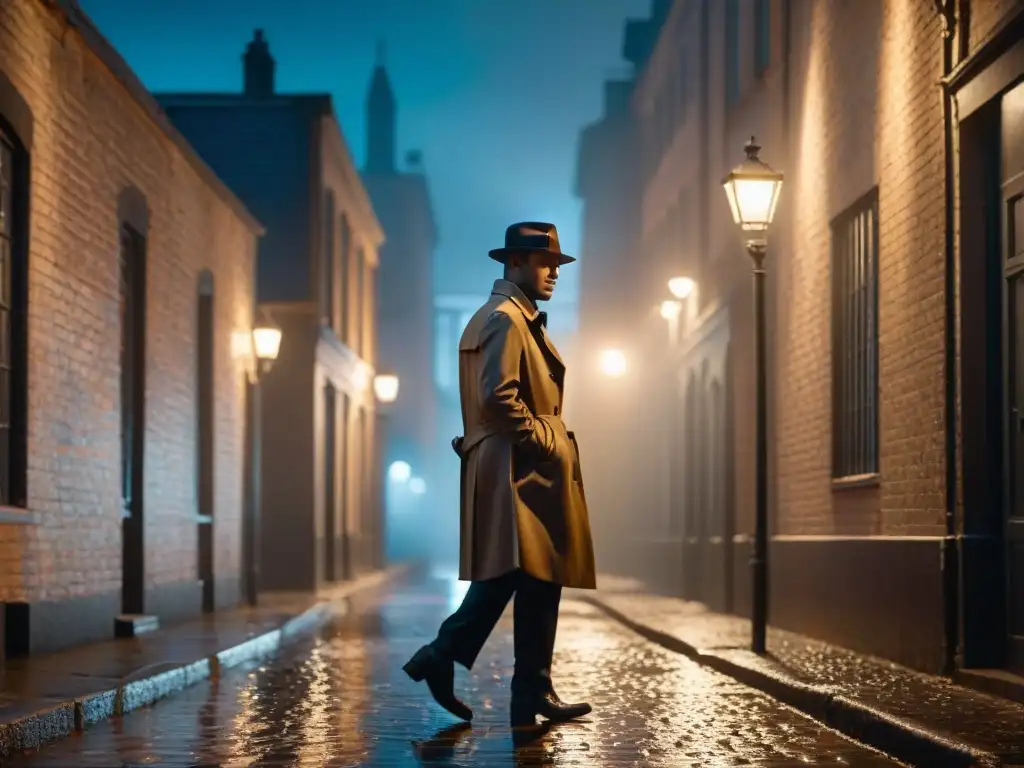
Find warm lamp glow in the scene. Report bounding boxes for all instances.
[252,325,282,362]
[668,277,695,299]
[722,137,784,233]
[373,373,399,404]
[599,348,627,378]
[660,300,683,320]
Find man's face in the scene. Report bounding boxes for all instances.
[510,251,561,302]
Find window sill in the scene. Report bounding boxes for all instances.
[832,473,880,491]
[0,505,37,524]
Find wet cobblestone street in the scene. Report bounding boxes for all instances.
[10,576,904,767]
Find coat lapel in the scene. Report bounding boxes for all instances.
[490,280,565,370]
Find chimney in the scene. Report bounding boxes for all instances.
[243,29,275,98]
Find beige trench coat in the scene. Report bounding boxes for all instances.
[455,279,596,589]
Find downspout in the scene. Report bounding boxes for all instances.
[934,0,959,676]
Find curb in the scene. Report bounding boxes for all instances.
[0,563,414,759]
[582,595,1001,768]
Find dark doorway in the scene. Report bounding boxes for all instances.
[120,224,147,616]
[1003,80,1024,671]
[323,383,337,582]
[197,271,215,612]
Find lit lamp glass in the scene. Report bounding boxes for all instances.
[252,321,282,374]
[409,477,426,495]
[722,137,784,235]
[660,300,683,320]
[667,277,695,300]
[373,373,400,404]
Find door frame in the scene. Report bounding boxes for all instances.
[1002,171,1024,671]
[948,9,1024,671]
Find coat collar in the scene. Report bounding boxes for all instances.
[490,279,564,370]
[491,279,539,321]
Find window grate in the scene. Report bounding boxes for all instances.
[831,189,880,479]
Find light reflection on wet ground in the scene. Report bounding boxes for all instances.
[9,577,904,767]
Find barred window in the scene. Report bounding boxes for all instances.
[831,189,880,480]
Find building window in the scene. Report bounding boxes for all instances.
[725,0,740,107]
[120,224,147,517]
[0,125,26,507]
[754,0,771,76]
[322,190,335,329]
[831,189,880,480]
[355,246,365,357]
[339,213,350,345]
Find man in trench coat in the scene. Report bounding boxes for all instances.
[403,221,597,729]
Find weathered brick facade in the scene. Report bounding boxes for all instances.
[578,0,1024,674]
[0,0,260,653]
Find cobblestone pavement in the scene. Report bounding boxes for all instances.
[9,576,904,767]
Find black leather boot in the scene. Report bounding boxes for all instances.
[509,689,592,728]
[403,645,473,721]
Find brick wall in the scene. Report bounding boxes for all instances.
[0,1,257,604]
[775,0,948,536]
[968,0,1024,50]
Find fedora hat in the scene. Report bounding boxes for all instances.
[488,222,575,265]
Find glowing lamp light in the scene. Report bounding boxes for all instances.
[409,477,426,495]
[722,136,784,234]
[252,324,282,363]
[599,348,627,378]
[660,300,683,320]
[373,373,399,404]
[388,460,411,483]
[668,276,695,299]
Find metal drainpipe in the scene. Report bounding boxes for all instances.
[934,0,959,676]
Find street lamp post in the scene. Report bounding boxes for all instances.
[722,136,783,655]
[244,313,283,608]
[373,373,399,570]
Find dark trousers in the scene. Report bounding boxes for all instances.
[431,569,561,694]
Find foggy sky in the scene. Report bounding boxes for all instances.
[79,0,650,311]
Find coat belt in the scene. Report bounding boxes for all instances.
[458,424,499,457]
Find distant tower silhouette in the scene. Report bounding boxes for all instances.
[365,40,396,173]
[243,29,275,97]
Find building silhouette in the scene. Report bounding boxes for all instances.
[361,45,441,564]
[155,30,386,591]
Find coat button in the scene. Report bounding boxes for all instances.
[549,372,557,380]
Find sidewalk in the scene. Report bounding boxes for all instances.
[578,575,1024,768]
[0,564,414,759]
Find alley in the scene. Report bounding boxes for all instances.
[10,577,902,767]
